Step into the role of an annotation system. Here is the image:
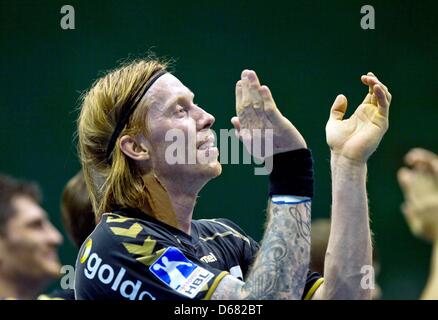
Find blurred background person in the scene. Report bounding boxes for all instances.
[60,170,96,249]
[398,148,438,300]
[0,174,63,299]
[38,170,96,300]
[310,218,382,299]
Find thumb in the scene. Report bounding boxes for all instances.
[397,167,412,191]
[330,94,348,121]
[231,116,241,131]
[231,116,241,140]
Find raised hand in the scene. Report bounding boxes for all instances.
[404,148,438,174]
[326,72,392,163]
[398,148,438,241]
[231,70,306,159]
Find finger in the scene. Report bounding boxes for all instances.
[329,94,348,121]
[405,148,438,167]
[247,70,265,116]
[397,167,413,194]
[259,85,282,125]
[230,117,243,141]
[367,72,383,90]
[231,116,241,132]
[247,71,263,110]
[235,80,243,114]
[361,75,374,93]
[374,84,389,117]
[361,76,377,105]
[240,73,252,115]
[241,69,250,79]
[247,71,262,101]
[362,74,392,104]
[363,73,389,92]
[361,75,375,105]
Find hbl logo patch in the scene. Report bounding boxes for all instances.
[150,247,213,298]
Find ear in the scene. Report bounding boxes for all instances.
[119,135,151,161]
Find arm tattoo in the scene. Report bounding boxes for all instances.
[211,201,311,300]
[289,205,311,246]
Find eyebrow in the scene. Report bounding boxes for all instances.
[165,91,195,111]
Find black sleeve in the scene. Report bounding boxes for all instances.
[214,218,260,277]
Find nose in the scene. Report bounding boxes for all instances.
[194,105,215,131]
[46,221,64,246]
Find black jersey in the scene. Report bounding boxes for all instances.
[75,209,322,300]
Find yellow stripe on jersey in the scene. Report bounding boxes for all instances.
[199,219,251,245]
[110,223,143,238]
[136,248,166,267]
[106,214,134,224]
[203,271,229,300]
[304,277,324,300]
[122,236,157,256]
[199,231,236,242]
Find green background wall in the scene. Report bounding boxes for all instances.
[1,0,437,299]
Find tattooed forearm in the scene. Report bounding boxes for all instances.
[245,201,311,299]
[212,200,311,300]
[289,205,311,246]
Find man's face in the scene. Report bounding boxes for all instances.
[0,196,63,283]
[144,73,222,183]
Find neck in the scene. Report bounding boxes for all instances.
[0,275,45,299]
[163,183,199,235]
[141,172,207,235]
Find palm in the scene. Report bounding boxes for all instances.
[326,103,387,162]
[400,171,438,241]
[326,73,391,163]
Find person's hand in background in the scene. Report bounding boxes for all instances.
[398,148,438,242]
[398,148,438,300]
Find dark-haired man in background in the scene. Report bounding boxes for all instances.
[0,174,63,299]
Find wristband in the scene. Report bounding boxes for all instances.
[269,148,314,199]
